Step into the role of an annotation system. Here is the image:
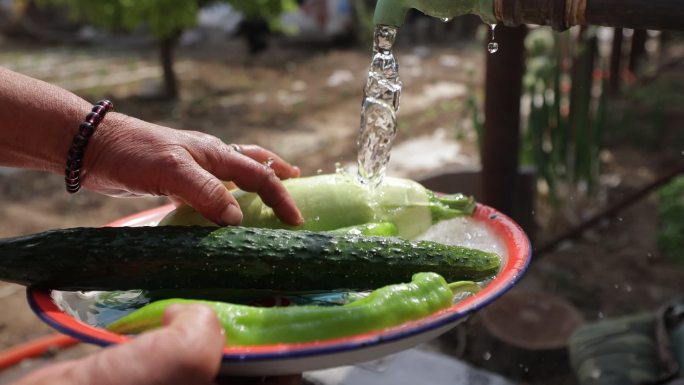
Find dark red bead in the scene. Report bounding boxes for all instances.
[66,184,80,193]
[85,112,102,125]
[68,147,84,160]
[65,178,80,186]
[65,168,80,179]
[79,122,95,136]
[91,105,106,115]
[72,133,89,147]
[66,159,81,169]
[97,100,114,112]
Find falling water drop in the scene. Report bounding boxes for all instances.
[487,23,499,54]
[441,17,451,22]
[487,42,499,54]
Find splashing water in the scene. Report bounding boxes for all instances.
[357,25,402,188]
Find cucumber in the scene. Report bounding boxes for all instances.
[0,226,500,291]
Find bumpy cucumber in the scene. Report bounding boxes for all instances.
[0,226,500,291]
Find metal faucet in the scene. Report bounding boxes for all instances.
[373,0,497,27]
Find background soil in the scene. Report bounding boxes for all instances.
[0,31,683,384]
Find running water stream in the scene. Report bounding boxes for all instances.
[356,25,402,188]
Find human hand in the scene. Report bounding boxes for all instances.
[15,304,224,385]
[82,114,303,226]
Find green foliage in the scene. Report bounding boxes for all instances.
[658,175,684,265]
[605,76,684,150]
[38,0,298,38]
[38,0,200,38]
[520,27,607,203]
[352,0,374,47]
[227,0,297,21]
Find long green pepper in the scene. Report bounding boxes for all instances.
[108,273,476,346]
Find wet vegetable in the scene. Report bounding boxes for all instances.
[0,226,500,291]
[107,272,479,346]
[159,173,476,239]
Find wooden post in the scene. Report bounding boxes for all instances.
[608,28,623,95]
[585,0,684,31]
[495,0,684,31]
[481,25,527,216]
[629,29,648,74]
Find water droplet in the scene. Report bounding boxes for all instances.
[441,17,451,22]
[483,351,491,360]
[590,369,602,379]
[598,311,605,319]
[488,42,499,54]
[625,285,633,292]
[486,23,499,54]
[263,157,274,168]
[614,283,619,289]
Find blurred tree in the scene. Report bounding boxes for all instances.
[38,0,296,99]
[230,0,298,55]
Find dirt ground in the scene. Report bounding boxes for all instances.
[0,32,683,384]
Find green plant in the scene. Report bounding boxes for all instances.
[520,27,608,205]
[352,0,375,47]
[658,175,684,265]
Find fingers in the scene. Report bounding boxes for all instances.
[202,148,303,226]
[16,305,224,385]
[233,144,300,180]
[166,165,244,226]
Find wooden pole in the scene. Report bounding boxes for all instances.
[495,0,684,31]
[608,28,623,95]
[629,29,648,74]
[481,25,527,216]
[585,0,684,31]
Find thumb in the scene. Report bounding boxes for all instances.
[17,304,225,385]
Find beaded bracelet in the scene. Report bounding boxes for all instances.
[65,100,114,193]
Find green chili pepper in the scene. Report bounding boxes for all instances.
[107,272,478,346]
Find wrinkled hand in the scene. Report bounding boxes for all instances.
[14,305,302,385]
[83,114,303,226]
[16,304,223,385]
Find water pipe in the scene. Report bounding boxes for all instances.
[374,0,496,27]
[374,0,684,31]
